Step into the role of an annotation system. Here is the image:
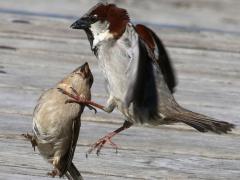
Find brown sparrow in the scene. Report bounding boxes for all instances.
[23,62,94,179]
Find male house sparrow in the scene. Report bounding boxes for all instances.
[23,62,94,179]
[69,3,234,155]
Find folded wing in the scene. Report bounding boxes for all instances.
[135,24,177,93]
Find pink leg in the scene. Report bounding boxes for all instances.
[58,87,133,155]
[87,121,133,156]
[58,87,104,112]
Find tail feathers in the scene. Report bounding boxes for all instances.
[65,163,83,180]
[169,107,235,134]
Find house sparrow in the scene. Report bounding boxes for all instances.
[70,3,235,155]
[23,62,94,179]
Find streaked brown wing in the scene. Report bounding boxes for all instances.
[59,117,81,177]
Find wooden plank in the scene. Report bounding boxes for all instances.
[0,1,240,179]
[0,0,240,33]
[0,45,239,125]
[0,114,240,180]
[1,14,240,54]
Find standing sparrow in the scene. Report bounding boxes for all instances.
[23,62,94,179]
[70,3,234,155]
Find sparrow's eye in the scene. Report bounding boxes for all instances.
[89,14,98,22]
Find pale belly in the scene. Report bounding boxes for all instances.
[98,49,130,101]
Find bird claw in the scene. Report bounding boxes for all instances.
[86,133,119,157]
[57,87,81,101]
[58,87,97,113]
[22,133,37,151]
[47,169,59,178]
[86,122,132,157]
[86,105,97,114]
[70,86,79,96]
[65,99,86,104]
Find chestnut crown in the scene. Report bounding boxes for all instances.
[71,3,130,39]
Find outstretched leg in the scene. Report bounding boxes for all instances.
[87,120,133,156]
[58,87,102,113]
[58,87,133,155]
[58,87,118,114]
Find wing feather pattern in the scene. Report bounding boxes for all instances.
[135,24,176,93]
[59,117,81,177]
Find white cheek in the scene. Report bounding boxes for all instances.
[92,30,113,47]
[90,22,113,47]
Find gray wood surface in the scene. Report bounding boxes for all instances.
[0,0,239,179]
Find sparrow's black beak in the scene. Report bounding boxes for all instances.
[82,62,90,71]
[71,18,90,29]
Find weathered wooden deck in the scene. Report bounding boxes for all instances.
[0,0,240,179]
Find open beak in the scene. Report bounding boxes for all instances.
[70,18,90,29]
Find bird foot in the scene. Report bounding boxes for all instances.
[47,169,59,178]
[22,133,37,151]
[86,132,119,157]
[58,87,97,113]
[86,121,133,157]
